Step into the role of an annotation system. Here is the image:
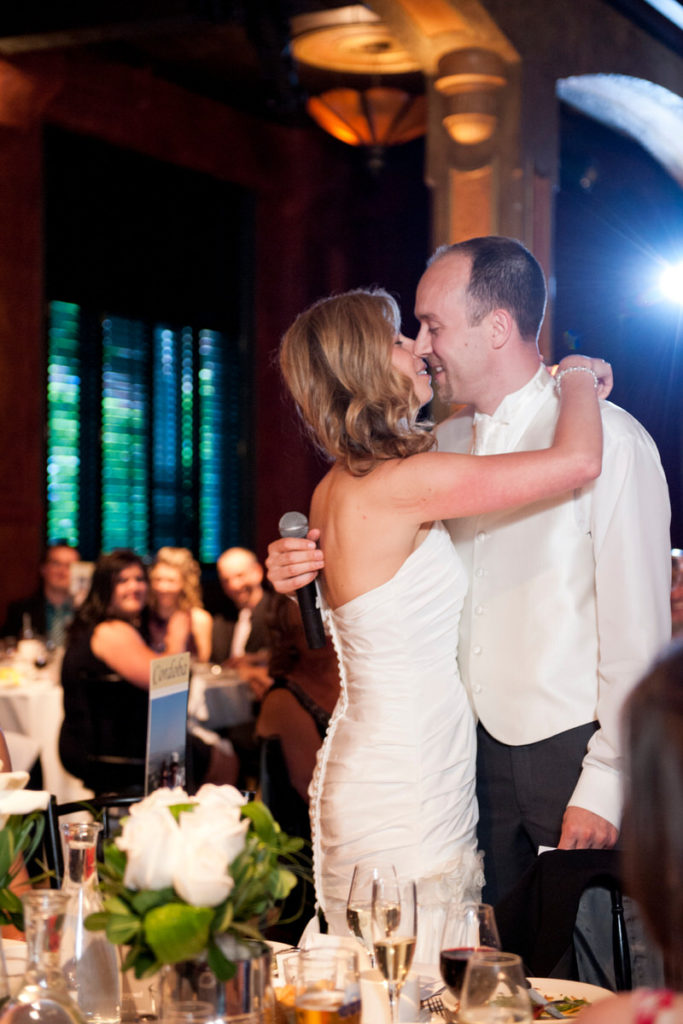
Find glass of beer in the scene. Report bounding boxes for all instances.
[294,949,360,1024]
[273,950,300,1024]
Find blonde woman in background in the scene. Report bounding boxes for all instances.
[149,547,213,662]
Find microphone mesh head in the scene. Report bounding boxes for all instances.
[278,511,309,538]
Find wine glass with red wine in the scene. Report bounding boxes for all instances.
[439,902,502,1003]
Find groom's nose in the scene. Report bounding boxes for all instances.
[414,325,432,357]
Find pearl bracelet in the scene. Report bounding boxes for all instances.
[555,365,599,391]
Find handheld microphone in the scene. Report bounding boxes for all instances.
[278,511,326,649]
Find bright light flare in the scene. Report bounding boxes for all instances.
[659,261,683,303]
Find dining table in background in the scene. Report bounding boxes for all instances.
[0,649,92,801]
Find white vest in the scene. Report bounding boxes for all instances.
[440,388,599,745]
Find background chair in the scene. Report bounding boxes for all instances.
[495,849,632,989]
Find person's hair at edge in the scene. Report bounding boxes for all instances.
[70,548,148,636]
[279,287,435,477]
[429,236,547,343]
[151,546,204,611]
[621,640,683,987]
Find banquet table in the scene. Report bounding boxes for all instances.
[0,659,91,801]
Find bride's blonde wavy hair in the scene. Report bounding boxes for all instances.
[280,288,435,476]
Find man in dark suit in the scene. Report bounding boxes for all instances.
[2,542,80,646]
[210,546,277,788]
[210,547,275,673]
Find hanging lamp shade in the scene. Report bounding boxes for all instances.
[291,6,426,152]
[307,86,426,147]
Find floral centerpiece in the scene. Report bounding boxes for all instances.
[85,784,303,981]
[0,772,50,931]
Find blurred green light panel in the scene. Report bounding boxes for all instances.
[46,301,81,546]
[198,329,224,563]
[101,316,150,553]
[151,325,194,549]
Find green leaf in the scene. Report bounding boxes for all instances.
[211,900,234,934]
[84,911,108,932]
[230,920,265,942]
[207,941,236,982]
[106,915,142,945]
[167,803,197,823]
[103,842,127,877]
[130,887,177,915]
[0,889,22,916]
[103,895,134,917]
[144,903,214,964]
[133,951,162,979]
[241,802,278,844]
[280,836,305,855]
[121,945,142,973]
[270,867,298,901]
[0,827,15,884]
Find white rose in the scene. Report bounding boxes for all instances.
[183,801,249,867]
[116,804,181,890]
[0,781,50,829]
[173,825,234,907]
[128,787,193,814]
[193,784,246,817]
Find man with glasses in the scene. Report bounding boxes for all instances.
[1,541,80,646]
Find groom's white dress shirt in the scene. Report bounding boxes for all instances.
[437,365,671,829]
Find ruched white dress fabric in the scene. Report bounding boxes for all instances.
[309,522,484,965]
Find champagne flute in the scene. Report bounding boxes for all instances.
[371,876,417,1024]
[458,950,532,1023]
[439,902,502,1004]
[346,863,398,964]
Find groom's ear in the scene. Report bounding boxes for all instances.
[489,307,514,350]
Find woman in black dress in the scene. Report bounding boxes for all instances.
[59,549,190,795]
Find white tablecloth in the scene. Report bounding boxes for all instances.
[0,673,91,802]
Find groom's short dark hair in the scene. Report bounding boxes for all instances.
[429,236,547,343]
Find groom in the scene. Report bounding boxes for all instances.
[266,236,671,904]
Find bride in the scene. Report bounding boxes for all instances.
[276,287,610,952]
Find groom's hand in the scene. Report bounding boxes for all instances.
[266,531,324,594]
[558,806,618,849]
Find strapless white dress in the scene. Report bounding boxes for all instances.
[309,523,483,964]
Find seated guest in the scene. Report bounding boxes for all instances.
[579,642,683,1022]
[256,595,339,840]
[1,541,80,646]
[149,547,213,662]
[211,547,276,685]
[210,548,278,788]
[58,549,191,795]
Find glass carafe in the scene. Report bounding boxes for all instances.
[0,890,83,1024]
[60,822,121,1024]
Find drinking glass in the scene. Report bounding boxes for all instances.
[346,862,398,964]
[272,950,299,1024]
[293,949,360,1024]
[458,951,532,1024]
[371,876,417,1024]
[439,901,501,1004]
